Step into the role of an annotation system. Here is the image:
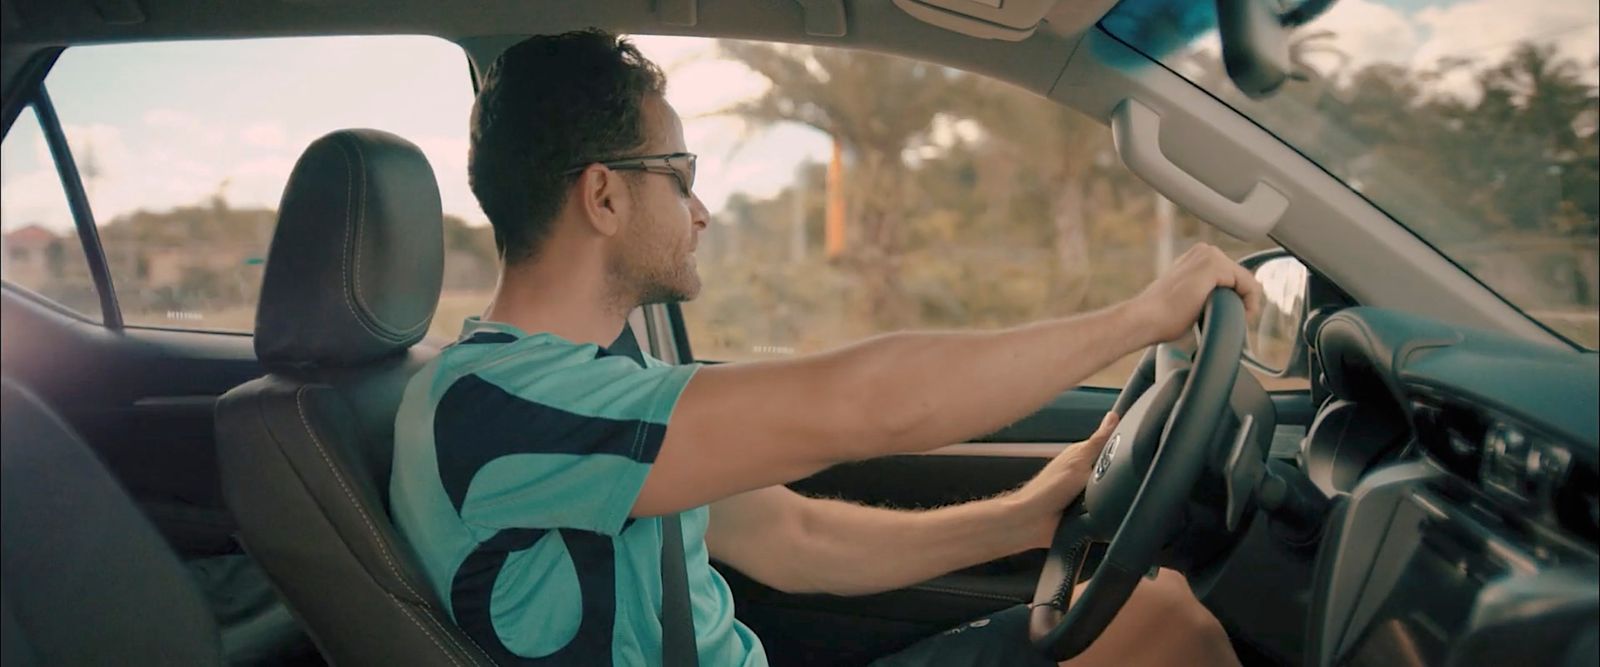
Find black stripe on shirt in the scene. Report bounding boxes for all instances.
[432,373,666,515]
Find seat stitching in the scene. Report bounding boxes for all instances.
[382,591,464,667]
[907,584,1025,603]
[333,137,388,341]
[241,391,477,665]
[413,599,497,666]
[344,135,431,340]
[351,136,371,330]
[290,386,493,665]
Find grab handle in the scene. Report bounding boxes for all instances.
[1112,98,1287,240]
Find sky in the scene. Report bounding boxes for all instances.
[0,34,832,234]
[1300,0,1600,94]
[1,0,1595,235]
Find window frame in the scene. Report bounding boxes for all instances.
[3,81,123,329]
[4,38,485,337]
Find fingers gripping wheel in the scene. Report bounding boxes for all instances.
[1029,290,1247,660]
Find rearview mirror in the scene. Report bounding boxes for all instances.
[1216,0,1339,98]
[1240,249,1309,376]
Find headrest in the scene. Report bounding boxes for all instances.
[255,129,444,369]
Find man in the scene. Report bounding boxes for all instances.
[391,30,1253,666]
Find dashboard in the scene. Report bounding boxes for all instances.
[1296,308,1598,667]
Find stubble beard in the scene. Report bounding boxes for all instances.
[606,225,699,312]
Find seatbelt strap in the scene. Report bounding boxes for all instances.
[610,324,698,666]
[660,513,699,667]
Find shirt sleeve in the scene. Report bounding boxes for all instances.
[431,347,700,536]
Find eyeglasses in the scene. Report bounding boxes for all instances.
[565,152,697,196]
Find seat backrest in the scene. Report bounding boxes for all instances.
[215,129,490,666]
[1,377,224,666]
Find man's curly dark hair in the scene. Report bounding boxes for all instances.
[469,29,667,264]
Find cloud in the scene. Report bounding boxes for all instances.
[1171,0,1597,101]
[1309,0,1419,71]
[240,122,287,148]
[1145,0,1584,104]
[141,107,228,147]
[143,108,198,128]
[666,59,771,119]
[57,123,224,221]
[1411,0,1600,98]
[1413,0,1598,69]
[63,123,131,178]
[0,168,74,232]
[412,135,469,174]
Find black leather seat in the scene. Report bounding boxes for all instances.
[1,377,224,666]
[214,129,490,666]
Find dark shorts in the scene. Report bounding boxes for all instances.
[870,604,1057,667]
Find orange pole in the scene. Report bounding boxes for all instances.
[825,137,846,259]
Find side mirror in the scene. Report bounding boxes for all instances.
[1239,249,1309,377]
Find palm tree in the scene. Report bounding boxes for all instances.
[1447,43,1599,234]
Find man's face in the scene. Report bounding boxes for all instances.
[609,95,709,306]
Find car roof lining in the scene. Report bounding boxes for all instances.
[0,0,1114,106]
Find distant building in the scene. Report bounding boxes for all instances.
[1,224,60,287]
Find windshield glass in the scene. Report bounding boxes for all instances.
[1102,0,1599,349]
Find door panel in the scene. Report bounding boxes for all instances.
[724,378,1318,664]
[976,386,1123,442]
[1,286,263,555]
[723,387,1118,665]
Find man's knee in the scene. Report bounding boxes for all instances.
[1055,569,1239,667]
[1127,570,1236,666]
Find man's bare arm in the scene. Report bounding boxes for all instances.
[704,486,1038,595]
[634,244,1258,517]
[705,414,1118,595]
[636,306,1136,516]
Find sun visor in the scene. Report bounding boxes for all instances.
[892,0,1064,41]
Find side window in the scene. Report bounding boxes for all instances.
[37,36,492,337]
[636,38,1303,389]
[1,104,101,320]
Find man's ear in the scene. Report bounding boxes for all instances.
[576,165,629,237]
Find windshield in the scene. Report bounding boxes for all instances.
[1102,0,1599,349]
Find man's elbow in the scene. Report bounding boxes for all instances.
[820,362,933,461]
[764,499,854,595]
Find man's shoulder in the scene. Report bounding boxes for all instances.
[433,333,597,383]
[420,333,683,422]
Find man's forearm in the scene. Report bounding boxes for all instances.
[641,246,1251,517]
[645,304,1151,516]
[708,418,1118,597]
[781,492,1042,596]
[827,304,1150,460]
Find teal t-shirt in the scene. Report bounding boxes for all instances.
[390,317,766,665]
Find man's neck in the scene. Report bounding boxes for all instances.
[481,251,630,349]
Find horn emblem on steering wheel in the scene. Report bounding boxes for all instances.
[1094,434,1120,481]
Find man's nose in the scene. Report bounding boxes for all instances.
[690,193,711,229]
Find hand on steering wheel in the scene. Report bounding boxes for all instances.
[1029,289,1248,661]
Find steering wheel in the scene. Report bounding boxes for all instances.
[1028,289,1247,661]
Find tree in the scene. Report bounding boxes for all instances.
[950,76,1114,310]
[1456,44,1599,234]
[719,41,963,326]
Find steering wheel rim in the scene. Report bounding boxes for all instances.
[1028,289,1247,661]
